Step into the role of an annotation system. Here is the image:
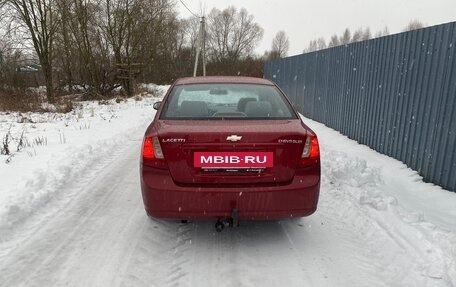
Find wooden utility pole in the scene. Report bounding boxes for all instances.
[193,16,207,77]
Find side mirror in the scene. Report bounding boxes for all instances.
[153,101,161,110]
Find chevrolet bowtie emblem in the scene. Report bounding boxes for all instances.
[226,135,242,142]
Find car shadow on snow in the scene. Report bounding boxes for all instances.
[143,217,311,248]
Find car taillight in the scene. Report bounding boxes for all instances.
[299,135,320,167]
[143,137,155,159]
[142,136,167,168]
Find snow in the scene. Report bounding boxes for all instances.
[304,117,456,286]
[0,85,168,235]
[0,85,455,286]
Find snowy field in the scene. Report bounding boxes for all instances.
[0,85,455,287]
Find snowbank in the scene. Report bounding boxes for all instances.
[303,116,456,286]
[0,87,168,234]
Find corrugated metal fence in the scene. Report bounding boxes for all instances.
[264,22,456,192]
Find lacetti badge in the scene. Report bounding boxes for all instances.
[194,152,273,168]
[226,135,242,142]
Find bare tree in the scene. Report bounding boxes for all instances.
[304,37,326,53]
[339,28,351,45]
[374,26,389,38]
[3,0,59,102]
[328,34,340,48]
[103,0,140,95]
[0,30,24,90]
[207,6,263,63]
[317,37,326,50]
[158,13,195,80]
[303,39,317,53]
[352,28,364,42]
[362,27,372,40]
[403,19,424,31]
[271,30,289,58]
[181,17,200,56]
[1,1,265,101]
[54,0,73,92]
[353,27,372,42]
[62,0,112,96]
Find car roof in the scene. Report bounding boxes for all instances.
[174,76,275,86]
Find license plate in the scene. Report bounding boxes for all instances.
[194,152,273,169]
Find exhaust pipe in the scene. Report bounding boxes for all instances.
[215,220,225,232]
[215,209,239,232]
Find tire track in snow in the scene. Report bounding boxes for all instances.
[165,224,193,285]
[120,219,193,287]
[0,144,145,287]
[174,220,322,287]
[0,137,138,256]
[120,195,407,287]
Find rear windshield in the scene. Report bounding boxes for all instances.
[160,83,297,120]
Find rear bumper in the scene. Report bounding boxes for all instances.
[141,166,320,220]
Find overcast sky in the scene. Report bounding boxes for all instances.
[178,0,456,56]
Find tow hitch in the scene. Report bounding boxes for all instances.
[215,209,239,232]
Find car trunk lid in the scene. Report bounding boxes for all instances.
[156,120,308,185]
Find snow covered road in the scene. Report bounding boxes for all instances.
[1,90,455,286]
[0,144,421,287]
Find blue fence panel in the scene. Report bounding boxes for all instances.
[264,21,456,192]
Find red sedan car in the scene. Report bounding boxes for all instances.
[140,76,320,229]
